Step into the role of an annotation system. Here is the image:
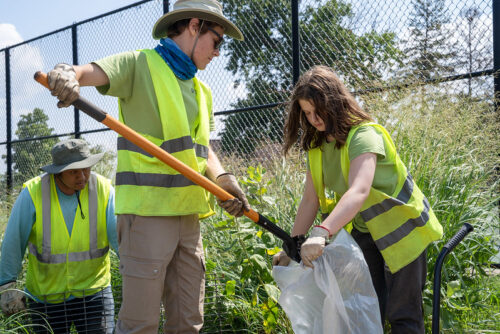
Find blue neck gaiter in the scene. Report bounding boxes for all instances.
[155,38,197,80]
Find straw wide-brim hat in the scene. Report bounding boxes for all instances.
[152,0,243,41]
[40,139,104,174]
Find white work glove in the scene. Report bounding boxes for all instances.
[301,226,330,268]
[47,63,80,108]
[272,250,291,267]
[0,282,26,316]
[215,173,250,217]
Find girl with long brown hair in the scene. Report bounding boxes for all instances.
[275,65,442,334]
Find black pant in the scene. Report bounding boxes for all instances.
[352,228,427,334]
[28,286,115,334]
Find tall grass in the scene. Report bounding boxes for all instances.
[0,192,18,236]
[364,89,499,332]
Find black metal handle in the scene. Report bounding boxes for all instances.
[432,223,474,334]
[73,98,107,122]
[282,235,305,263]
[444,223,474,253]
[255,214,303,262]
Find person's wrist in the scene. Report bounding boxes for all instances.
[216,172,234,181]
[311,225,331,239]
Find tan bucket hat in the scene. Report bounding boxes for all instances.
[40,139,104,174]
[152,0,243,41]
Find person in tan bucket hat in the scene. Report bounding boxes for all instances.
[0,138,118,333]
[45,0,249,333]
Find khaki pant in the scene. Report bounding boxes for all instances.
[115,214,205,334]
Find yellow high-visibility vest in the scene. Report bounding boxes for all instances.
[309,123,443,273]
[24,173,111,303]
[115,49,214,218]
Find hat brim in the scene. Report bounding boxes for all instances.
[40,153,104,174]
[152,9,243,41]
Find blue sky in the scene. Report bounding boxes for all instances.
[0,0,245,169]
[0,0,139,48]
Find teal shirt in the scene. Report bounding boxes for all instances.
[0,183,118,286]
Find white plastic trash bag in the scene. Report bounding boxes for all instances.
[272,229,383,334]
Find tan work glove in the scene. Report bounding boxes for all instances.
[0,282,26,316]
[47,63,80,108]
[215,173,250,217]
[301,226,330,268]
[272,250,291,267]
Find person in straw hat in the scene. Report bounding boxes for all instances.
[0,138,118,333]
[46,0,249,332]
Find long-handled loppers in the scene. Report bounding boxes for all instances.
[34,71,304,262]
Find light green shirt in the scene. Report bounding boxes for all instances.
[309,126,397,232]
[94,50,214,139]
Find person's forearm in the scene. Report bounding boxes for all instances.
[74,63,109,87]
[0,189,35,285]
[291,171,319,236]
[322,152,376,235]
[291,195,319,237]
[320,188,367,235]
[105,189,119,255]
[205,146,225,181]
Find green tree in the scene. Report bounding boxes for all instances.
[220,0,402,155]
[403,0,456,81]
[88,143,116,180]
[458,6,491,98]
[6,108,57,186]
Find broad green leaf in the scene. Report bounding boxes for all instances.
[250,254,267,271]
[266,247,282,256]
[264,284,281,302]
[446,280,462,298]
[225,280,236,296]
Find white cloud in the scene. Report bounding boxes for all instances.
[227,81,247,101]
[0,23,47,121]
[0,23,23,49]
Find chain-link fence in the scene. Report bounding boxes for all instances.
[3,272,234,333]
[0,0,497,194]
[0,0,498,332]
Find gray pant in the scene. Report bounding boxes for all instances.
[352,228,427,334]
[28,286,114,334]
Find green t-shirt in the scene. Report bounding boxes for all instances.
[93,50,214,139]
[310,126,398,232]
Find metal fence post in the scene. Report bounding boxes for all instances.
[494,0,499,110]
[292,0,300,85]
[493,0,500,221]
[72,24,80,138]
[163,0,169,14]
[5,48,12,192]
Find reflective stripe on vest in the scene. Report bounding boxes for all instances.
[114,49,214,217]
[308,123,442,273]
[360,174,413,222]
[27,174,109,263]
[117,135,209,159]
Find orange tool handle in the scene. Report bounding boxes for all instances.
[34,71,301,261]
[34,71,259,221]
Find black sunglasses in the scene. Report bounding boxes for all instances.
[206,26,224,50]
